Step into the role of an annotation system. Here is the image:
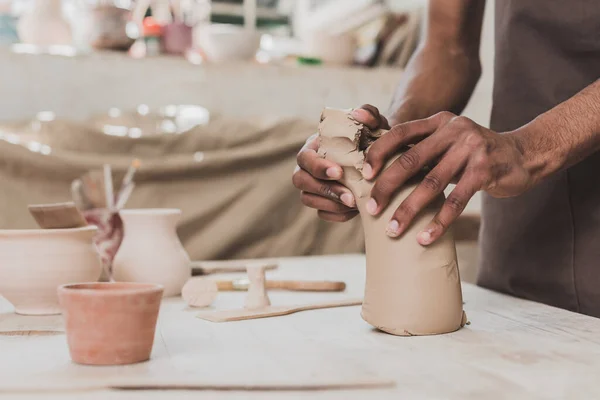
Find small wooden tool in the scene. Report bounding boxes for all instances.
[28,202,88,229]
[244,265,271,310]
[217,279,346,292]
[196,298,363,322]
[191,260,278,275]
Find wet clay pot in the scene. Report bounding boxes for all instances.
[317,108,466,336]
[58,282,163,365]
[0,226,102,315]
[113,209,191,297]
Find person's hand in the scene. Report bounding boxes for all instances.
[292,105,390,222]
[362,111,533,245]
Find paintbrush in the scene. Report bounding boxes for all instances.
[115,159,141,207]
[216,279,346,292]
[28,202,88,229]
[103,164,115,210]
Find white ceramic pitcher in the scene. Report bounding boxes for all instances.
[113,209,191,297]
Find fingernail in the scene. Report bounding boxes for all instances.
[326,167,342,179]
[417,230,433,245]
[362,163,373,179]
[386,220,400,237]
[366,198,378,215]
[340,192,355,207]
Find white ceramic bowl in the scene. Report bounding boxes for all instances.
[0,226,102,315]
[197,24,261,63]
[304,31,357,65]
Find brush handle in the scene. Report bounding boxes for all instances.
[191,260,278,275]
[216,279,346,292]
[267,280,346,292]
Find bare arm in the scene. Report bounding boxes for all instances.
[364,79,600,245]
[292,0,487,222]
[386,0,486,125]
[513,79,600,185]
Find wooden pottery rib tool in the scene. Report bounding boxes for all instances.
[28,202,88,229]
[196,298,363,323]
[191,260,278,275]
[217,279,346,292]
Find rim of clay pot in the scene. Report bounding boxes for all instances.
[0,225,97,236]
[119,208,181,216]
[59,282,164,296]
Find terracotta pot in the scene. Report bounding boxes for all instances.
[113,209,191,297]
[0,226,102,315]
[58,282,163,366]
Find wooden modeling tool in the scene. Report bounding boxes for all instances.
[182,278,219,308]
[196,298,363,323]
[28,202,88,229]
[244,265,271,310]
[217,279,346,292]
[191,260,278,275]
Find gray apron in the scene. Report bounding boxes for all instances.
[477,0,600,316]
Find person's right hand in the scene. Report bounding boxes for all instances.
[292,105,389,222]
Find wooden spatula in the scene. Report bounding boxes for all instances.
[196,298,363,322]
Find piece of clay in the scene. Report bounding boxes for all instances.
[317,108,466,336]
[182,278,219,308]
[244,266,271,310]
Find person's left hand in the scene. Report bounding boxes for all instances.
[361,111,534,245]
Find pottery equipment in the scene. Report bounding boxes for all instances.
[181,277,218,308]
[317,108,466,336]
[28,202,88,229]
[0,226,102,315]
[244,265,271,310]
[58,282,163,365]
[191,260,278,275]
[113,209,191,297]
[197,298,363,323]
[217,279,346,292]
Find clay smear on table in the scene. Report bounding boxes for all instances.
[317,108,466,336]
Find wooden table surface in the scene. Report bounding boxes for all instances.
[1,254,599,399]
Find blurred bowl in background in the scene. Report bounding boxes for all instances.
[197,24,261,63]
[304,31,357,65]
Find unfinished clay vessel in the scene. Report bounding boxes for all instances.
[58,282,163,365]
[113,209,191,297]
[0,226,102,315]
[318,108,466,336]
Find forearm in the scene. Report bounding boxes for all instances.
[386,0,486,126]
[511,79,600,184]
